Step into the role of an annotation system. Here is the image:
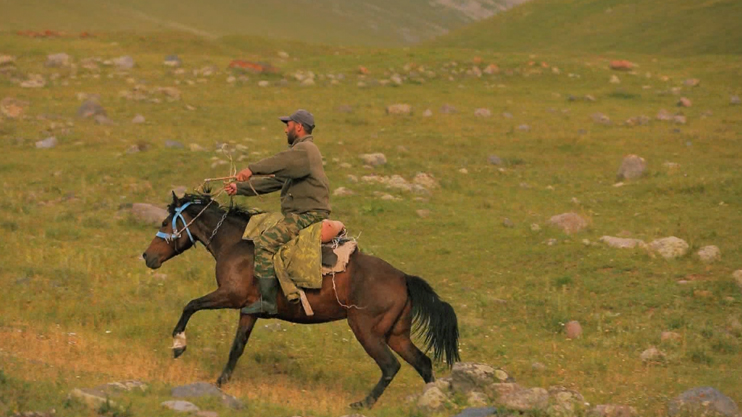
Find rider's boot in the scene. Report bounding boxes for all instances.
[241,278,278,315]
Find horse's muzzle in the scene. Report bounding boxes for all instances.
[142,252,161,269]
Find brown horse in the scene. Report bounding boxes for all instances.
[141,193,460,408]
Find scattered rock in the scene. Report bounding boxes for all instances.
[77,99,106,118]
[113,56,135,70]
[497,387,549,412]
[440,104,457,114]
[531,362,546,372]
[616,154,646,180]
[592,112,611,124]
[733,270,742,292]
[661,331,682,343]
[684,78,700,87]
[131,203,168,226]
[452,407,498,417]
[21,75,46,88]
[257,80,270,87]
[164,55,182,67]
[161,400,200,413]
[502,112,513,119]
[359,153,387,166]
[696,245,721,263]
[422,109,433,117]
[1,97,28,119]
[678,97,692,107]
[386,103,412,115]
[35,136,58,149]
[531,224,541,232]
[483,64,500,74]
[417,385,449,412]
[450,363,498,395]
[609,60,634,71]
[548,212,589,234]
[333,187,354,196]
[668,387,739,417]
[588,404,638,417]
[412,173,438,189]
[640,346,666,363]
[46,53,71,67]
[503,218,514,228]
[337,104,353,113]
[625,115,650,126]
[487,155,503,166]
[474,108,491,117]
[132,114,146,124]
[69,388,114,408]
[648,237,689,259]
[517,124,531,131]
[466,391,488,407]
[610,75,621,84]
[416,209,430,218]
[565,321,582,339]
[731,95,741,105]
[0,55,15,67]
[165,140,184,149]
[600,236,646,249]
[171,382,243,410]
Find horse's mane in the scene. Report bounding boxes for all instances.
[168,192,257,222]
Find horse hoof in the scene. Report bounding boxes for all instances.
[216,374,230,387]
[349,399,372,409]
[173,346,187,359]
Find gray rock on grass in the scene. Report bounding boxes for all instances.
[600,236,646,249]
[113,56,135,70]
[731,95,741,105]
[161,400,200,413]
[359,153,386,166]
[648,237,689,259]
[616,154,647,180]
[588,404,638,417]
[46,53,71,67]
[386,103,411,115]
[548,212,589,234]
[36,136,58,149]
[171,382,243,410]
[696,245,721,263]
[131,203,168,226]
[668,387,739,417]
[77,99,107,118]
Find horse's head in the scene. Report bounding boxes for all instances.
[142,192,211,269]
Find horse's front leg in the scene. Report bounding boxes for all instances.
[171,288,236,358]
[217,313,258,387]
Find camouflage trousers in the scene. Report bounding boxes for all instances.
[254,212,328,281]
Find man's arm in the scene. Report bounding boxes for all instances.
[235,176,284,196]
[248,146,311,179]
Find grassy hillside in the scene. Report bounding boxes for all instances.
[1,30,742,416]
[431,0,742,55]
[0,0,527,46]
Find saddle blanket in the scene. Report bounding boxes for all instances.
[243,213,356,302]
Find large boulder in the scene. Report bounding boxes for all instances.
[386,103,411,115]
[616,154,647,180]
[171,382,243,410]
[131,203,169,226]
[648,237,689,259]
[668,387,739,417]
[549,213,589,234]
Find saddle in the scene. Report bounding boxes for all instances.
[243,213,357,300]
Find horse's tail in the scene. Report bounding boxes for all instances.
[406,274,460,367]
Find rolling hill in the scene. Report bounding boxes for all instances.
[430,0,742,55]
[0,0,529,46]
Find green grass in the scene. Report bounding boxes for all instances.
[431,0,742,56]
[0,28,741,417]
[0,0,522,47]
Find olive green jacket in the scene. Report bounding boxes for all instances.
[236,135,331,216]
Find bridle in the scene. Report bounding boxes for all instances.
[154,199,226,252]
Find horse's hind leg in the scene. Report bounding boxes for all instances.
[386,301,434,383]
[171,287,242,358]
[217,313,257,387]
[347,315,401,409]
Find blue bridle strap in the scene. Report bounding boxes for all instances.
[155,202,196,245]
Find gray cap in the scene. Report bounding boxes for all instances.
[279,109,315,128]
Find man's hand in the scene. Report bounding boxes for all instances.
[224,183,238,196]
[236,168,253,182]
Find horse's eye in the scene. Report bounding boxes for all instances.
[161,220,168,227]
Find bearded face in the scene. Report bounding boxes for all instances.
[285,121,300,145]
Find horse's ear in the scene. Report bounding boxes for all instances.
[171,191,178,206]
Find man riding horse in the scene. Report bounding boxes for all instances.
[224,109,330,315]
